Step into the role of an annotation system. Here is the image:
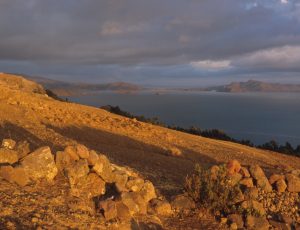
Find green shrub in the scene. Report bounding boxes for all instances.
[185,164,241,215]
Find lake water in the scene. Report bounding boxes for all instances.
[69,92,300,146]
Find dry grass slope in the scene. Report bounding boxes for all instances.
[0,72,300,197]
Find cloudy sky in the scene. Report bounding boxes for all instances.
[0,0,300,86]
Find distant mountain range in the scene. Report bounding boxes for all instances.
[22,75,142,96]
[17,74,300,95]
[206,80,300,93]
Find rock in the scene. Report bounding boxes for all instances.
[64,145,79,161]
[290,169,300,176]
[241,200,265,216]
[244,187,259,200]
[231,188,245,204]
[228,173,242,186]
[126,177,144,192]
[66,159,89,187]
[227,160,241,175]
[239,178,254,188]
[76,144,89,159]
[285,174,300,192]
[269,174,285,185]
[120,192,140,215]
[99,200,118,221]
[1,139,16,149]
[245,216,269,230]
[55,151,72,171]
[20,146,58,182]
[87,150,99,166]
[12,167,30,186]
[149,199,173,217]
[227,214,244,229]
[84,173,106,198]
[113,170,128,192]
[0,166,15,182]
[276,179,287,193]
[116,201,132,221]
[220,217,228,224]
[171,194,195,211]
[15,141,31,159]
[240,167,251,178]
[92,154,113,182]
[249,165,272,192]
[0,166,29,186]
[139,181,157,203]
[0,148,19,164]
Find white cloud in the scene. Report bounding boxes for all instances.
[232,45,300,69]
[190,60,231,70]
[280,0,288,4]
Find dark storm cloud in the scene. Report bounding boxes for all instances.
[0,0,300,83]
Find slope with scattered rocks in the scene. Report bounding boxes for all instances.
[0,73,300,229]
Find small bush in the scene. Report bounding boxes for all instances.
[185,164,241,215]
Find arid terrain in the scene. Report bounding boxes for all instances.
[1,73,300,229]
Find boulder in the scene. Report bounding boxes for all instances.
[244,187,259,200]
[20,146,58,182]
[149,199,173,217]
[113,170,128,192]
[276,179,287,193]
[1,139,16,149]
[240,167,250,178]
[87,150,99,166]
[227,160,241,175]
[116,201,132,221]
[241,200,265,216]
[64,145,79,161]
[239,178,254,188]
[171,194,196,211]
[120,192,140,215]
[210,165,220,180]
[139,181,157,203]
[249,165,272,192]
[285,174,300,193]
[269,174,285,185]
[76,144,89,159]
[0,148,18,164]
[126,177,144,192]
[85,173,106,198]
[92,154,113,182]
[15,141,31,159]
[66,159,89,187]
[99,200,118,221]
[0,166,29,186]
[55,151,72,171]
[228,173,242,186]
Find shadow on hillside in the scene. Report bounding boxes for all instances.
[45,124,217,196]
[0,121,217,197]
[0,122,61,151]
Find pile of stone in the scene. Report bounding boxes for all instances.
[212,160,300,230]
[0,138,173,224]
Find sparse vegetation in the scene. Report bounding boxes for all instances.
[185,164,241,215]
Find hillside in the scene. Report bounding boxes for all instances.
[1,73,300,229]
[207,80,300,93]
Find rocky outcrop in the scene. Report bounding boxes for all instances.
[0,138,173,227]
[183,160,300,229]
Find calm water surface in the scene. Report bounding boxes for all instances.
[69,92,300,146]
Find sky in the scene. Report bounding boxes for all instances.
[0,0,300,86]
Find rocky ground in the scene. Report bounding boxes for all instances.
[0,73,300,229]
